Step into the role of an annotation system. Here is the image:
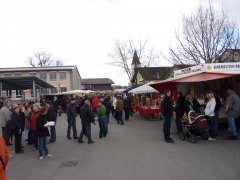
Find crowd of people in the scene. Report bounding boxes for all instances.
[162,86,240,143]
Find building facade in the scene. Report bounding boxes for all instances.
[0,66,81,100]
[81,78,114,91]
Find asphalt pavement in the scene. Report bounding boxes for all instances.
[6,113,240,180]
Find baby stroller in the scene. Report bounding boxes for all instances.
[179,111,209,143]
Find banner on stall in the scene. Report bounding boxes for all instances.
[205,63,240,74]
[174,64,204,78]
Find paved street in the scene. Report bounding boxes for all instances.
[7,113,240,180]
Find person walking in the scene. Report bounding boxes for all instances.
[175,92,185,133]
[12,106,24,153]
[123,96,131,121]
[116,96,124,125]
[78,100,95,144]
[36,107,53,160]
[46,101,57,143]
[0,101,12,146]
[0,136,9,180]
[66,98,78,140]
[204,92,217,141]
[225,87,240,140]
[162,89,174,143]
[98,99,107,138]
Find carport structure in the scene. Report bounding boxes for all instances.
[0,76,54,102]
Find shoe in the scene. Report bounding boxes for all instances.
[99,136,102,139]
[45,154,53,158]
[67,137,72,140]
[88,141,95,144]
[48,140,55,143]
[39,156,44,160]
[231,136,238,140]
[78,140,84,143]
[73,137,79,140]
[33,148,38,151]
[208,137,216,141]
[16,150,24,154]
[165,139,174,143]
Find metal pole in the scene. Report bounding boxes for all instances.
[33,80,36,102]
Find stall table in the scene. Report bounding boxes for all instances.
[135,105,160,120]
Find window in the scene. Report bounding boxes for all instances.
[6,90,12,97]
[14,72,21,77]
[4,73,11,77]
[16,90,23,98]
[60,71,66,80]
[60,87,67,92]
[29,72,36,76]
[50,72,57,81]
[40,72,47,81]
[51,87,58,94]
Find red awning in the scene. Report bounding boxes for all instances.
[173,73,234,82]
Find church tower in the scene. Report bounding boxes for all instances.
[131,50,141,73]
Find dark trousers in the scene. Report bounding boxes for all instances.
[117,111,124,125]
[175,113,183,133]
[124,109,130,120]
[31,130,38,149]
[206,116,217,138]
[67,116,77,138]
[50,125,56,142]
[2,127,11,145]
[14,130,22,152]
[106,113,109,134]
[79,123,92,142]
[99,117,107,138]
[163,115,171,140]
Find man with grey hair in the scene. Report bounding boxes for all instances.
[0,100,12,145]
[78,100,95,144]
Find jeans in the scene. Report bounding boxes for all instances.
[99,117,107,138]
[67,116,77,138]
[50,125,56,141]
[214,111,219,136]
[227,116,237,136]
[38,136,48,157]
[106,113,109,134]
[14,130,22,152]
[32,130,38,149]
[163,115,171,140]
[79,123,92,142]
[206,116,217,138]
[117,111,124,125]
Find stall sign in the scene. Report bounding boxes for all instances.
[174,64,204,78]
[205,63,240,73]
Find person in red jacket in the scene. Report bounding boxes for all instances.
[91,95,99,116]
[0,136,9,180]
[29,103,41,151]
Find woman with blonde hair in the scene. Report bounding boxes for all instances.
[204,92,217,141]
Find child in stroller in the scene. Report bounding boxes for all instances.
[179,111,209,143]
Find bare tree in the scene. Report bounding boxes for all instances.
[28,51,64,67]
[108,38,159,82]
[168,3,240,65]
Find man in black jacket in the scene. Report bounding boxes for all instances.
[46,101,57,143]
[175,92,185,133]
[78,100,95,144]
[162,89,174,143]
[66,98,78,140]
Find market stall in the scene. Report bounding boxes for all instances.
[129,84,161,120]
[149,62,240,120]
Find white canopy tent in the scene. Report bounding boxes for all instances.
[129,84,158,94]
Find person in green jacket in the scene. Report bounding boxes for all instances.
[98,99,107,138]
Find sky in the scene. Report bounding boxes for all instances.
[0,0,239,86]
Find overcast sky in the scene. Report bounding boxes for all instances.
[0,0,239,86]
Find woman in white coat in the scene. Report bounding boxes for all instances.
[204,92,217,141]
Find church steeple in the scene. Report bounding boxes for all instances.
[131,50,141,66]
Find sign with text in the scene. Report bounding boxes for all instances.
[205,63,240,74]
[174,65,204,78]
